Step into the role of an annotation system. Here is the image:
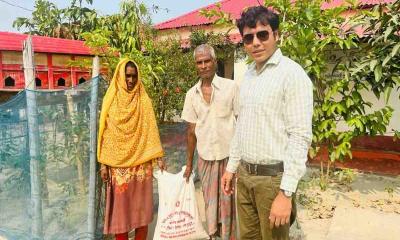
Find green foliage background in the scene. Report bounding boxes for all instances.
[200,0,399,183]
[12,0,400,168]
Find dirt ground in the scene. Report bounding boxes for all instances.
[291,168,400,240]
[144,167,400,240]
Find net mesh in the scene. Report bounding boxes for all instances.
[0,77,107,239]
[0,77,190,239]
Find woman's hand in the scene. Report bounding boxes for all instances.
[100,164,109,182]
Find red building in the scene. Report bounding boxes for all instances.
[0,32,94,95]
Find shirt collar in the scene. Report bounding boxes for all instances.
[249,48,283,74]
[195,74,220,92]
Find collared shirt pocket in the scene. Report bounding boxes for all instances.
[215,98,232,118]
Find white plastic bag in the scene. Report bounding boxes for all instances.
[153,166,209,240]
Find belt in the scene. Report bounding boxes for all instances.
[240,161,284,176]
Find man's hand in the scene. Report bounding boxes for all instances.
[185,122,196,183]
[100,165,109,183]
[221,171,234,195]
[157,158,167,172]
[269,191,292,229]
[183,164,193,183]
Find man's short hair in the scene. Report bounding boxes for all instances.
[237,6,280,36]
[193,44,216,60]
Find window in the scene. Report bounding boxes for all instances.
[78,77,86,84]
[35,78,42,87]
[5,76,15,87]
[57,78,66,87]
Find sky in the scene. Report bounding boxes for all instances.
[0,0,218,32]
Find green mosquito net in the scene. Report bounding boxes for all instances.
[0,77,105,239]
[0,77,189,240]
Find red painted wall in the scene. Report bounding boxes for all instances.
[0,51,91,90]
[309,136,400,175]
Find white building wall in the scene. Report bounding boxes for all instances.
[233,51,248,86]
[360,88,400,135]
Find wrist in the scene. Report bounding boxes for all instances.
[224,171,234,179]
[280,189,293,198]
[226,163,238,174]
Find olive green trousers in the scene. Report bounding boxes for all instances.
[236,165,296,240]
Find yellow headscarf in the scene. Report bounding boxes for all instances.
[97,58,164,168]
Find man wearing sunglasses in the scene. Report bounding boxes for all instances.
[221,6,313,240]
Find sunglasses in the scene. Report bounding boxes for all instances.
[243,30,270,45]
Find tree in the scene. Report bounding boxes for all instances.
[189,29,240,62]
[80,0,156,78]
[61,0,98,40]
[349,0,400,140]
[13,0,63,38]
[201,0,398,189]
[13,0,98,40]
[81,1,196,123]
[145,29,241,123]
[144,39,197,122]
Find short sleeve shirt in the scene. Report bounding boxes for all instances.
[181,75,239,160]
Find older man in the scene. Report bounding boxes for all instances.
[181,44,238,240]
[222,6,313,240]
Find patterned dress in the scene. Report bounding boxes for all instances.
[103,162,154,234]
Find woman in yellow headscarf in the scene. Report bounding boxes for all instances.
[98,59,165,240]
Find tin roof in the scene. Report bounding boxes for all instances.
[0,31,91,55]
[155,0,395,30]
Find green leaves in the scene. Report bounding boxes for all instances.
[384,26,394,42]
[394,130,400,141]
[189,30,237,61]
[12,0,98,40]
[264,0,399,165]
[374,64,382,82]
[354,0,400,102]
[331,141,352,162]
[370,59,378,71]
[391,43,400,57]
[138,39,198,122]
[347,117,364,132]
[199,2,234,27]
[382,55,392,67]
[239,0,400,190]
